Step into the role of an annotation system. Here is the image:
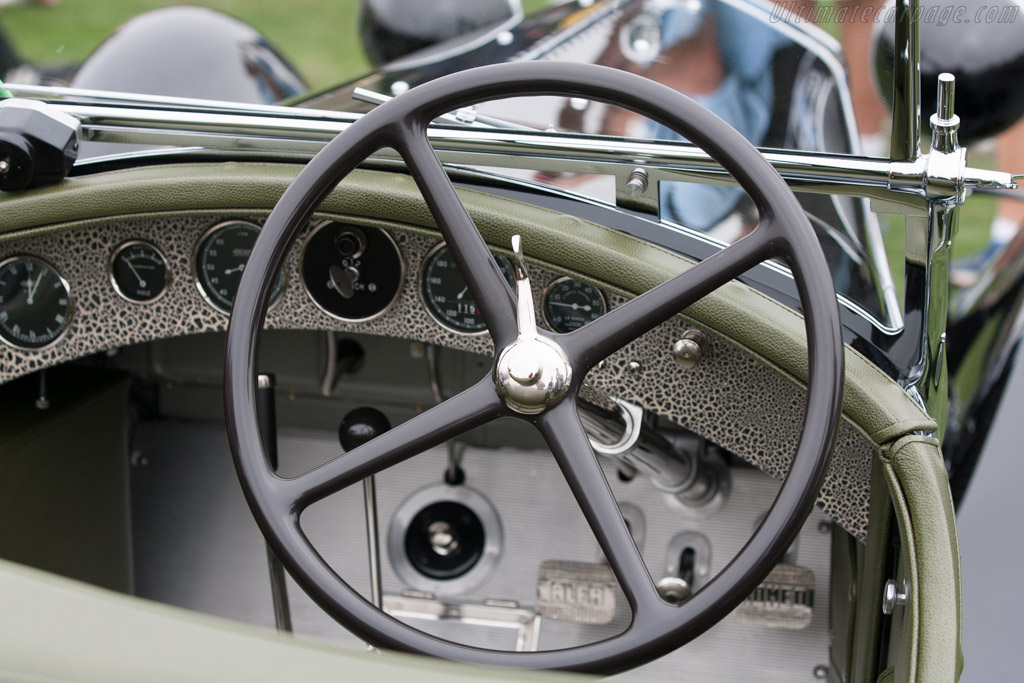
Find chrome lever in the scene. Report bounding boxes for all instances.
[511,234,538,340]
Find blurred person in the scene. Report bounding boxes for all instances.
[557,0,788,235]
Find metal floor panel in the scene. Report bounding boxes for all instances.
[131,420,832,681]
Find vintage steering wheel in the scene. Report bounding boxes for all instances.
[225,62,843,674]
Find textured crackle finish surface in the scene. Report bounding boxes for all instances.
[0,215,871,539]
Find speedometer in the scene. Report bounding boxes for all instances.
[194,221,284,314]
[421,243,515,334]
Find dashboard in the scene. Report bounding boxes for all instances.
[0,203,874,544]
[0,159,943,679]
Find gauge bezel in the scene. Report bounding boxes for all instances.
[541,275,608,333]
[0,254,74,352]
[419,241,516,336]
[108,239,171,304]
[299,220,406,323]
[192,220,287,315]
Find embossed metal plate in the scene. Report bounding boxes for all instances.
[536,560,617,625]
[736,564,815,630]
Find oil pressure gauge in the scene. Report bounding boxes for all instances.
[542,277,607,333]
[109,240,169,303]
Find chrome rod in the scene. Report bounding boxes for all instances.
[4,97,1010,205]
[890,0,922,163]
[1,82,361,123]
[257,374,293,633]
[364,476,383,609]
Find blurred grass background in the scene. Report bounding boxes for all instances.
[1,0,995,293]
[2,0,548,89]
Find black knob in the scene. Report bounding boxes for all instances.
[339,407,392,452]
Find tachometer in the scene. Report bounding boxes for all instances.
[194,221,284,314]
[109,240,170,303]
[0,255,72,350]
[421,243,514,334]
[542,277,607,333]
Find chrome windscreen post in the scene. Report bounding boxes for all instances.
[887,73,968,437]
[890,0,921,163]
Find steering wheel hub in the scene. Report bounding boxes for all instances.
[494,336,572,414]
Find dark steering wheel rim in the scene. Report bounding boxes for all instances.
[225,62,844,674]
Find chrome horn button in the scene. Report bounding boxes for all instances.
[495,336,572,414]
[493,235,573,414]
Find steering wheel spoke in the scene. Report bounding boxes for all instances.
[281,377,504,512]
[537,402,667,620]
[399,132,519,347]
[562,228,776,369]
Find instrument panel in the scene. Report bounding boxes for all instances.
[0,213,876,542]
[0,217,610,356]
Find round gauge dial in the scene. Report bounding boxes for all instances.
[301,222,404,321]
[542,277,607,333]
[194,221,284,314]
[109,241,169,303]
[0,255,72,350]
[422,243,515,334]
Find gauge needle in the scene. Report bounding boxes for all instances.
[456,286,469,300]
[550,301,591,312]
[26,268,46,306]
[225,264,245,275]
[126,261,147,287]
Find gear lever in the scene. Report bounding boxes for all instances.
[339,407,391,610]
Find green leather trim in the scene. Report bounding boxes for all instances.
[0,162,936,446]
[0,558,588,683]
[0,367,133,593]
[850,456,894,683]
[880,435,963,682]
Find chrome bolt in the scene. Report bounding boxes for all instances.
[389,80,409,96]
[671,330,708,369]
[496,30,514,46]
[882,579,907,615]
[0,159,9,176]
[626,167,649,196]
[428,520,459,557]
[627,360,643,375]
[813,665,829,679]
[656,576,692,604]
